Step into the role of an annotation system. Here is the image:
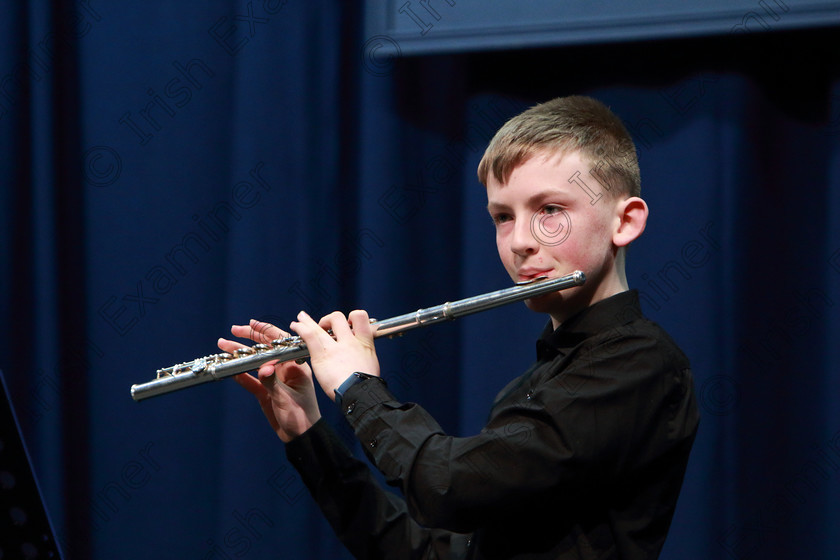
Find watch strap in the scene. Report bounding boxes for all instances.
[334,372,382,407]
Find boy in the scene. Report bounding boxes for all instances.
[219,96,699,559]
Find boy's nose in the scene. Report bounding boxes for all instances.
[510,217,538,256]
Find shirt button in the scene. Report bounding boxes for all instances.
[344,401,356,415]
[368,439,377,449]
[525,391,534,400]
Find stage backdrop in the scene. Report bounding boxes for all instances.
[1,1,839,559]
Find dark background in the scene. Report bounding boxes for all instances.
[1,1,839,559]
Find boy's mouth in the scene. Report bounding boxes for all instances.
[517,269,554,282]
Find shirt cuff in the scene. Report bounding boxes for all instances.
[336,376,401,429]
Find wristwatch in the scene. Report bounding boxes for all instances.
[334,372,383,407]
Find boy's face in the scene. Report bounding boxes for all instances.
[486,149,626,326]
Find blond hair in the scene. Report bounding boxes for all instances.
[477,96,641,198]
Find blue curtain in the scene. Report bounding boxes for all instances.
[1,2,838,559]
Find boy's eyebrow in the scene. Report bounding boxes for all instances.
[486,200,509,213]
[487,187,572,213]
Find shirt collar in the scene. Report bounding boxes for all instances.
[536,290,643,360]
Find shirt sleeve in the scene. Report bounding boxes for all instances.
[284,418,472,560]
[339,329,698,534]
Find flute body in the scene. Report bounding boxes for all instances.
[131,271,585,401]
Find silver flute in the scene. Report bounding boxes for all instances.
[131,270,585,401]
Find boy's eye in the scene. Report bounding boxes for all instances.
[540,204,563,215]
[491,213,512,225]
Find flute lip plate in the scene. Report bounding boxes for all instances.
[515,276,549,285]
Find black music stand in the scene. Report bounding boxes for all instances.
[0,369,64,559]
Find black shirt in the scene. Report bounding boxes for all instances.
[286,290,699,559]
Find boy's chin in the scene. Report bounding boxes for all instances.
[524,292,564,314]
[525,288,588,321]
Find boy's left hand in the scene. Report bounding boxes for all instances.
[219,320,321,443]
[291,309,380,400]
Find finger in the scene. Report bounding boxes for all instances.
[291,312,341,361]
[291,311,330,342]
[230,324,258,342]
[248,319,289,343]
[233,372,266,398]
[320,311,353,339]
[231,321,288,344]
[218,337,248,354]
[257,361,279,381]
[347,309,374,340]
[258,371,280,392]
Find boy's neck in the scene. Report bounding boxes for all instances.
[549,268,629,329]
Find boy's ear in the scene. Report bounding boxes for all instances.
[613,197,648,247]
